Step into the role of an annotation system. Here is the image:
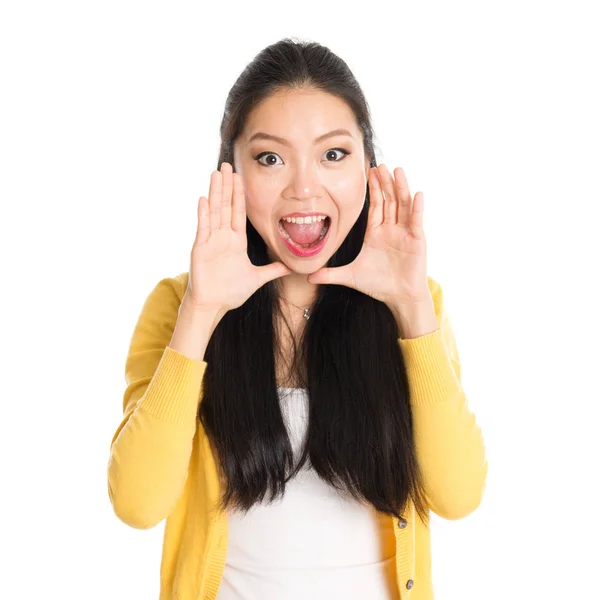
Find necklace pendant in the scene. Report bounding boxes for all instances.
[303,309,311,320]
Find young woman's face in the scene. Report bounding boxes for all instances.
[233,88,371,274]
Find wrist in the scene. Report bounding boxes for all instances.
[180,295,226,321]
[389,297,439,340]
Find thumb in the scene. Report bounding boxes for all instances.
[307,265,351,287]
[256,261,293,287]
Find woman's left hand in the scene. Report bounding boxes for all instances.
[307,164,431,308]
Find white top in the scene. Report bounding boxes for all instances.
[215,387,400,600]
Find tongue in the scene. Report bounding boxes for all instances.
[281,219,326,245]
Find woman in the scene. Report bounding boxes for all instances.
[107,37,488,600]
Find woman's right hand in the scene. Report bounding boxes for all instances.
[183,161,292,315]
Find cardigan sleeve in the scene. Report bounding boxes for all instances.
[398,276,488,520]
[107,274,208,529]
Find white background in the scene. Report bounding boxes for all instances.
[1,1,599,598]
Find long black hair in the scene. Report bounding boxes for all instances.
[199,37,430,526]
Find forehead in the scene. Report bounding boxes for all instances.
[241,89,359,144]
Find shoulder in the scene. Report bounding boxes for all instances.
[426,273,453,330]
[172,271,189,301]
[144,271,188,304]
[426,275,444,318]
[426,274,461,373]
[133,272,188,324]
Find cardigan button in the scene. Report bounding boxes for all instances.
[406,579,414,589]
[397,517,407,529]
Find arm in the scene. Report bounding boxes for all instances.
[397,276,488,520]
[107,274,221,529]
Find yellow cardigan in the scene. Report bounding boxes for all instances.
[107,272,487,600]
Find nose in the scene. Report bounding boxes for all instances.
[285,164,323,202]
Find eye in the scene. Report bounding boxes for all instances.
[253,147,351,167]
[323,148,350,162]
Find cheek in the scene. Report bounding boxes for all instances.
[331,173,367,218]
[330,168,366,198]
[243,189,275,230]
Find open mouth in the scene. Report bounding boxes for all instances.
[277,216,331,249]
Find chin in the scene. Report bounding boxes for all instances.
[290,262,326,275]
[274,256,328,275]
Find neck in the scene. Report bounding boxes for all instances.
[275,269,319,309]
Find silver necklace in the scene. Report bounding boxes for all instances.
[280,297,313,320]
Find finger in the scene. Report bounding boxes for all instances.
[220,162,233,228]
[377,164,398,224]
[394,167,412,227]
[410,191,425,237]
[209,168,222,231]
[194,195,210,246]
[231,172,247,233]
[367,168,384,231]
[307,265,351,287]
[256,261,292,288]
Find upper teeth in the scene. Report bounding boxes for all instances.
[281,215,327,224]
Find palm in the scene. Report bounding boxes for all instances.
[346,220,426,304]
[192,228,263,309]
[308,164,430,306]
[187,163,292,312]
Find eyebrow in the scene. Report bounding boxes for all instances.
[247,128,354,147]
